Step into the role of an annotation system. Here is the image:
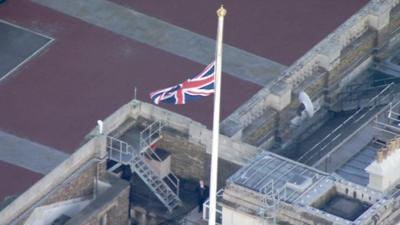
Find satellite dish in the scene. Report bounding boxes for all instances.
[298,91,314,118]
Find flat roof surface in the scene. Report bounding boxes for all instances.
[0,161,42,201]
[0,1,260,151]
[112,0,369,65]
[228,151,327,203]
[0,20,51,80]
[336,144,378,186]
[0,0,369,152]
[334,99,400,187]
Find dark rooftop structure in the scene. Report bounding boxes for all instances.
[315,193,371,221]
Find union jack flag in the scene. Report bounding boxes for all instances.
[150,61,215,104]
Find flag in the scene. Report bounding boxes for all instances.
[150,61,215,104]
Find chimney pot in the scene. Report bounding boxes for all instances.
[377,149,385,163]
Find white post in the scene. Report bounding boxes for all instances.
[209,5,226,225]
[134,86,137,100]
[97,120,103,135]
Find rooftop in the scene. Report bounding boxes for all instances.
[227,151,328,204]
[0,161,42,208]
[0,0,367,152]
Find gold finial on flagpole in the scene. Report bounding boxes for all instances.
[217,5,227,17]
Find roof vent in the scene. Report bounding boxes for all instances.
[286,174,313,192]
[51,215,71,225]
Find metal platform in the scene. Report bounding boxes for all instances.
[107,120,181,212]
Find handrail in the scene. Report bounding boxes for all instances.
[203,189,224,225]
[141,149,180,197]
[107,136,135,163]
[106,134,180,209]
[106,120,181,206]
[298,83,394,164]
[139,120,163,153]
[139,120,180,198]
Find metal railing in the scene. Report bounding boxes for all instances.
[203,189,224,225]
[373,100,400,137]
[106,135,180,211]
[139,120,163,153]
[107,135,135,164]
[139,120,180,198]
[298,83,394,166]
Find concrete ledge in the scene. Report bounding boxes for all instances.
[65,173,129,225]
[0,136,102,224]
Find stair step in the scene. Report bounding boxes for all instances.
[107,162,122,172]
[106,130,181,212]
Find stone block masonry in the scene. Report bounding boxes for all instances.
[327,29,376,89]
[44,163,96,206]
[219,0,400,151]
[0,135,110,224]
[65,174,130,225]
[132,101,261,166]
[158,131,207,180]
[158,129,241,188]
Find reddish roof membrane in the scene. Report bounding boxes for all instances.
[0,161,42,201]
[0,1,260,152]
[112,0,369,65]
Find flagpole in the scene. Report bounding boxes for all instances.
[209,5,226,225]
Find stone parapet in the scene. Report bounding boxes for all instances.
[221,0,400,142]
[0,136,103,224]
[136,101,261,166]
[283,0,396,88]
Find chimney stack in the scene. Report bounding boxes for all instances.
[394,138,400,150]
[377,149,385,163]
[367,137,400,192]
[388,140,396,156]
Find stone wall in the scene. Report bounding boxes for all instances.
[0,136,107,224]
[44,163,97,206]
[134,101,261,166]
[106,187,130,225]
[301,68,327,98]
[64,174,130,225]
[13,161,106,225]
[158,129,241,188]
[327,29,376,92]
[222,178,394,225]
[81,187,130,225]
[158,130,207,180]
[203,155,242,189]
[241,107,277,147]
[219,0,400,151]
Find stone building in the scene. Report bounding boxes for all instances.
[220,0,400,153]
[0,98,259,225]
[3,0,400,225]
[206,0,400,224]
[0,134,130,225]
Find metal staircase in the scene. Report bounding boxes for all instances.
[106,121,181,212]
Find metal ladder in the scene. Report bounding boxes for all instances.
[107,121,181,211]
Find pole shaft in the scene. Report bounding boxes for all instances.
[208,6,226,225]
